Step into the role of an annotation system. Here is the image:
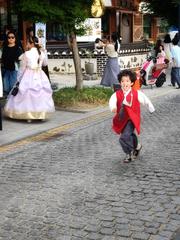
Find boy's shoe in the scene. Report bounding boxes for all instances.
[132,144,142,160]
[123,154,132,163]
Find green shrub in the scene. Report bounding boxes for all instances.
[53,87,113,107]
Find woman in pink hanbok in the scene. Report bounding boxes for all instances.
[4,38,55,122]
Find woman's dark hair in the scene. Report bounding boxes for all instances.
[118,69,136,83]
[26,26,34,35]
[164,34,171,43]
[172,32,180,45]
[154,39,163,56]
[95,38,101,43]
[111,32,121,52]
[157,44,164,53]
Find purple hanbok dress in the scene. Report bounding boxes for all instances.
[4,47,55,120]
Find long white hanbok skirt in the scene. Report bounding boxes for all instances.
[4,68,55,120]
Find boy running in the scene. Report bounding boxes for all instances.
[109,69,155,163]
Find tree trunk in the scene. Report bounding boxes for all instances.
[68,32,83,90]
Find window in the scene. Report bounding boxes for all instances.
[143,15,152,39]
[46,23,67,42]
[0,0,22,41]
[159,19,169,34]
[101,11,109,34]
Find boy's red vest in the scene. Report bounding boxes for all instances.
[112,89,141,134]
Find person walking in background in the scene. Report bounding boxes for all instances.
[163,33,173,87]
[1,30,23,97]
[100,32,121,87]
[170,33,180,89]
[163,33,172,63]
[156,44,166,64]
[109,69,155,163]
[154,39,163,57]
[4,37,55,122]
[0,66,3,130]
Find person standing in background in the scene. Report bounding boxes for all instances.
[1,30,23,97]
[171,33,180,89]
[100,32,121,87]
[154,39,163,57]
[163,33,172,62]
[0,66,3,130]
[163,33,173,87]
[156,45,166,64]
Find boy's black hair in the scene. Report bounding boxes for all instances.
[118,69,137,83]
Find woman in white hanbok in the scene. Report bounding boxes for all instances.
[4,38,55,122]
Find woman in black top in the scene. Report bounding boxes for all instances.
[1,31,23,96]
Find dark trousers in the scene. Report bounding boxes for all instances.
[171,67,180,87]
[119,120,137,154]
[0,104,2,130]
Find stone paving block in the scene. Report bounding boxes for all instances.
[100,227,114,235]
[150,235,169,240]
[116,230,132,237]
[87,232,103,240]
[159,230,174,239]
[132,232,151,239]
[85,225,101,233]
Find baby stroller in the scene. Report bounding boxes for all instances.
[140,56,169,88]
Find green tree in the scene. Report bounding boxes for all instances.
[16,0,92,90]
[142,0,179,27]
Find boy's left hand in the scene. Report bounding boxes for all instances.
[112,108,117,113]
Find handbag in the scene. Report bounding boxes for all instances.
[11,81,20,96]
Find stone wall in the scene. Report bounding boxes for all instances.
[48,51,150,76]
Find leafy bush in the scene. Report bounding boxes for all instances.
[53,87,113,107]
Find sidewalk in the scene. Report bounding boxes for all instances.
[0,69,175,147]
[0,73,102,146]
[50,72,101,89]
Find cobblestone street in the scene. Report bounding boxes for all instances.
[0,90,179,240]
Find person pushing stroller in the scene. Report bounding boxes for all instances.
[109,69,155,163]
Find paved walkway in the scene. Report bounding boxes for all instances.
[0,77,179,240]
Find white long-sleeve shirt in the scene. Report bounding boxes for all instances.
[17,47,48,81]
[109,89,155,113]
[105,43,119,58]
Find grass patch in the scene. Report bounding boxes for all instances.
[53,87,113,108]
